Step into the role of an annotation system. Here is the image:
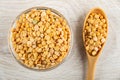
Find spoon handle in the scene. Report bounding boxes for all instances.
[86,59,96,80]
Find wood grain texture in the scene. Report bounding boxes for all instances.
[0,0,120,80]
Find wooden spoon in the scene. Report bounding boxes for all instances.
[83,8,108,80]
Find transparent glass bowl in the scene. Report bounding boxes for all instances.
[8,6,73,71]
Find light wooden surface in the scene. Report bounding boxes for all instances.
[0,0,120,80]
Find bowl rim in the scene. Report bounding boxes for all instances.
[8,6,73,71]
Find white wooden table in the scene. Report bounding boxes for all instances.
[0,0,120,80]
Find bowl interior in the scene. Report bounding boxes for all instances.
[8,6,73,71]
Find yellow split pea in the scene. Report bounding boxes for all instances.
[11,9,71,69]
[84,13,107,56]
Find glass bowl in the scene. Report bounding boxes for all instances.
[8,6,73,71]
